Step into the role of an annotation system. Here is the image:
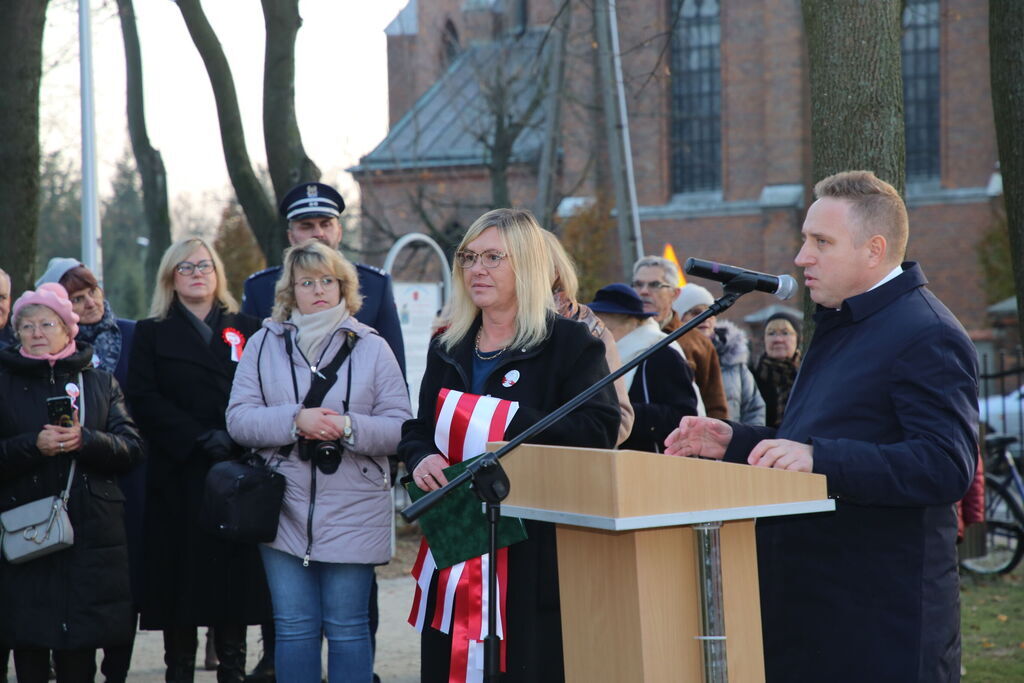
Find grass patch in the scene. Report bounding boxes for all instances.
[961,563,1024,680]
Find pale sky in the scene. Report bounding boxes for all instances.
[40,0,408,221]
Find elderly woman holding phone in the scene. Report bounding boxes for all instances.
[0,283,142,682]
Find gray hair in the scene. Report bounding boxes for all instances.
[632,255,679,284]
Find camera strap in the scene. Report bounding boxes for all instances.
[283,329,358,412]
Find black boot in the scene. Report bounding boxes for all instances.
[244,622,275,682]
[214,624,247,683]
[163,627,198,683]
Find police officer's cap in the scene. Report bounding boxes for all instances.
[279,182,346,222]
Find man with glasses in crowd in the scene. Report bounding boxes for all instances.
[632,256,728,419]
[242,182,404,683]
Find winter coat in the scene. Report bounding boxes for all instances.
[958,448,985,541]
[724,264,978,683]
[557,299,634,445]
[226,316,410,565]
[79,315,146,604]
[712,321,765,426]
[126,303,271,629]
[616,320,699,453]
[0,343,143,649]
[399,314,620,683]
[663,313,729,419]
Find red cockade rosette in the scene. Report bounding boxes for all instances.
[222,327,246,362]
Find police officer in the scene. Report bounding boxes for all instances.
[242,181,406,377]
[242,182,403,683]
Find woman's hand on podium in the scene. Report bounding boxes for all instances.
[663,416,732,460]
[412,453,450,491]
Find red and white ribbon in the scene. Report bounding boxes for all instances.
[222,327,246,363]
[408,388,518,682]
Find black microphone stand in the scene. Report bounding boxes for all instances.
[401,273,761,682]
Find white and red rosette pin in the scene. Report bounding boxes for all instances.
[65,381,80,412]
[222,327,246,362]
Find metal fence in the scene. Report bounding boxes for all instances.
[979,351,1024,449]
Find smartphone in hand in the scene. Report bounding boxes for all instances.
[47,396,74,428]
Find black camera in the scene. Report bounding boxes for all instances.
[297,438,342,474]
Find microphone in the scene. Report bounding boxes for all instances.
[684,258,797,300]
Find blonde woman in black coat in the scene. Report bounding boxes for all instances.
[127,238,268,683]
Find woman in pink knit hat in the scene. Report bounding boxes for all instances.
[0,283,143,682]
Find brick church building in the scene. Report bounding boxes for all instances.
[351,0,1000,333]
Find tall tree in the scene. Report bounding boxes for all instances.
[990,0,1024,342]
[213,203,266,303]
[115,0,172,290]
[36,150,83,271]
[173,0,279,262]
[101,151,148,319]
[261,0,320,200]
[0,0,50,292]
[800,0,906,341]
[174,0,320,265]
[801,1,906,192]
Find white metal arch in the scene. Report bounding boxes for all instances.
[383,232,452,307]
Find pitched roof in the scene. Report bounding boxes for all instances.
[351,28,551,174]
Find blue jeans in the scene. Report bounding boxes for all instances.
[258,545,374,683]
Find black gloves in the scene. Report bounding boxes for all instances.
[196,429,240,462]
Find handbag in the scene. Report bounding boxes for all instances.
[1,373,84,564]
[201,451,285,543]
[201,333,284,543]
[0,462,76,564]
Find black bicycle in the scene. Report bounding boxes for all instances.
[959,433,1024,575]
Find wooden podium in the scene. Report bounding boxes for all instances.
[497,444,834,683]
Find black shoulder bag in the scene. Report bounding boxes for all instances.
[202,333,287,544]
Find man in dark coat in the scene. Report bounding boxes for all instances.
[241,181,405,681]
[665,170,978,683]
[242,181,405,378]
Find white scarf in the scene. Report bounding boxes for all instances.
[615,318,706,416]
[288,301,349,361]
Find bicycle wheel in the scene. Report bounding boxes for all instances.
[960,475,1024,575]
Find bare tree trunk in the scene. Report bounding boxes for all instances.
[116,0,171,289]
[0,0,49,293]
[261,0,320,204]
[802,1,905,192]
[174,0,280,264]
[800,0,906,342]
[990,0,1024,343]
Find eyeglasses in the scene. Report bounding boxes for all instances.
[175,260,215,276]
[294,277,339,290]
[18,321,62,335]
[456,249,507,269]
[631,280,672,291]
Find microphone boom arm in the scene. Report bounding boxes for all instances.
[400,273,760,523]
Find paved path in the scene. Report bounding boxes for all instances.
[3,573,419,682]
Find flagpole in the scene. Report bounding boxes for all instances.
[80,0,103,282]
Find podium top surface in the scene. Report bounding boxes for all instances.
[497,443,834,528]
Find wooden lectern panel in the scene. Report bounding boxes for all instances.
[556,521,764,683]
[500,443,827,518]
